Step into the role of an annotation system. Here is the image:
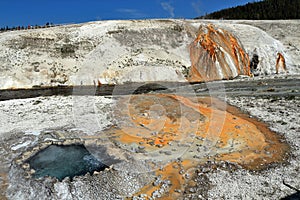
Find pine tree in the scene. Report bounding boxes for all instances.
[196,0,300,20]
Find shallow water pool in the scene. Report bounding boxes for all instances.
[27,144,107,181]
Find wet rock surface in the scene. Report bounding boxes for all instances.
[189,24,250,82]
[5,136,153,200]
[0,77,299,199]
[207,95,300,199]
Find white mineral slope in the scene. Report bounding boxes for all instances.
[237,20,300,68]
[0,20,192,89]
[207,20,300,75]
[0,19,299,90]
[215,23,297,75]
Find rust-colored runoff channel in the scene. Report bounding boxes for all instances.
[104,94,289,199]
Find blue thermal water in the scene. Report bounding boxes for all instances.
[28,144,107,181]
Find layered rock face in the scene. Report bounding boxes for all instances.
[188,24,251,82]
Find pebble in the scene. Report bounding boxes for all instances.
[174,189,182,193]
[184,173,191,179]
[152,190,161,198]
[189,188,196,193]
[153,179,161,186]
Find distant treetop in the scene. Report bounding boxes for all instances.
[196,0,300,20]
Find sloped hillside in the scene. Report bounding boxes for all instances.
[0,19,299,89]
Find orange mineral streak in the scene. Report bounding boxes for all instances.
[110,94,202,148]
[167,95,273,153]
[108,94,288,167]
[104,94,288,199]
[110,94,288,167]
[133,160,197,200]
[276,52,287,74]
[189,24,251,82]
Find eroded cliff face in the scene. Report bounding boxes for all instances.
[188,24,250,82]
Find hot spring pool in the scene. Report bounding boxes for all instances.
[27,144,108,181]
